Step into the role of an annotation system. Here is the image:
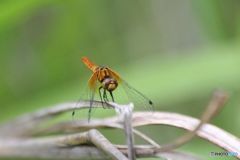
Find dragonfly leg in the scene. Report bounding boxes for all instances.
[103,89,109,103]
[109,91,115,102]
[98,86,105,108]
[72,110,75,117]
[88,90,95,122]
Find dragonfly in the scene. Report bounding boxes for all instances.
[73,56,154,121]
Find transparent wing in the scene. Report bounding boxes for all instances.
[88,71,98,90]
[122,80,154,111]
[107,67,154,111]
[87,71,99,121]
[72,72,100,121]
[107,67,121,81]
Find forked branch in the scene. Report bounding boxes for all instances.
[0,91,239,160]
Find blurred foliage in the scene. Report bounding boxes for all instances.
[0,0,240,159]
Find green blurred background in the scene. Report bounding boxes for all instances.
[0,0,240,159]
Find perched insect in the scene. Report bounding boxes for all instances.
[73,57,154,121]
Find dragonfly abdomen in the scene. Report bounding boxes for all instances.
[82,57,98,72]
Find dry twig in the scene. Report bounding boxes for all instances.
[157,90,228,151]
[0,91,239,160]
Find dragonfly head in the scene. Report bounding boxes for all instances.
[102,77,118,91]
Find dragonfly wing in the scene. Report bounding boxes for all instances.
[88,71,99,89]
[120,79,154,111]
[107,67,153,110]
[87,71,99,122]
[107,67,122,82]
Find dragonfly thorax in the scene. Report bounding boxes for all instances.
[102,77,118,91]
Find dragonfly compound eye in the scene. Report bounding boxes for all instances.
[103,78,118,91]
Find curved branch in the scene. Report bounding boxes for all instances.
[25,111,240,158]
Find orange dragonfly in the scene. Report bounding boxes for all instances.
[74,56,153,121]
